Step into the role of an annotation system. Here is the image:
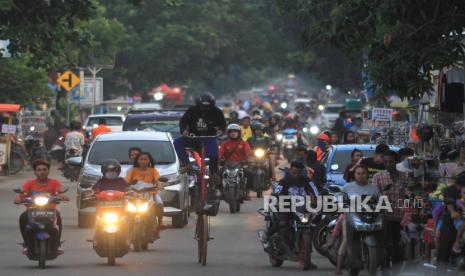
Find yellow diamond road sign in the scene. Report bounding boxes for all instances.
[57,70,80,92]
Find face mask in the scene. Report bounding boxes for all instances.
[318,140,326,149]
[105,171,118,179]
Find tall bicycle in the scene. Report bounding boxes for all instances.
[189,135,220,266]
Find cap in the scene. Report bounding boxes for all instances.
[317,133,330,141]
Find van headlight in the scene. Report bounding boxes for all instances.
[79,174,100,188]
[255,148,265,158]
[34,196,49,206]
[161,173,181,187]
[276,134,283,141]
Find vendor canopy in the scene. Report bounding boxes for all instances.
[0,104,20,113]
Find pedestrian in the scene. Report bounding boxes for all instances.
[342,130,356,144]
[343,149,363,182]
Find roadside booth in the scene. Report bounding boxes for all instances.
[0,104,21,175]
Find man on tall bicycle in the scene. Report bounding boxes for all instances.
[173,93,226,185]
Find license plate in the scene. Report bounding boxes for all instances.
[31,210,55,218]
[286,145,293,149]
[98,200,124,207]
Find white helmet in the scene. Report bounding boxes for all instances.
[227,124,241,132]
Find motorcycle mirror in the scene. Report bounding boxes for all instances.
[58,187,69,194]
[330,164,339,171]
[66,156,83,167]
[13,188,25,194]
[159,177,169,183]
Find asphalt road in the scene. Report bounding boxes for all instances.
[0,167,437,276]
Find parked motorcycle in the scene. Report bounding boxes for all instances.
[222,161,246,213]
[14,187,69,269]
[281,128,298,162]
[90,190,130,265]
[324,192,384,276]
[249,148,270,198]
[126,182,160,252]
[257,207,316,270]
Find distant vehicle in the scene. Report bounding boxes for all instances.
[128,103,162,114]
[71,131,191,229]
[123,110,184,139]
[84,114,126,136]
[320,103,345,128]
[322,144,400,187]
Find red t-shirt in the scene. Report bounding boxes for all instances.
[21,178,64,197]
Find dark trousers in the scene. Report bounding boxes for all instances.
[437,218,457,269]
[173,136,219,174]
[19,211,62,246]
[383,220,403,268]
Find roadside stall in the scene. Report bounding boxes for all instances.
[0,104,21,175]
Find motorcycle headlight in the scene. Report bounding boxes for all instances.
[103,212,118,224]
[255,148,265,158]
[34,196,49,206]
[310,126,319,135]
[297,212,311,224]
[226,169,239,178]
[127,202,137,213]
[302,127,308,133]
[137,202,149,213]
[276,134,283,141]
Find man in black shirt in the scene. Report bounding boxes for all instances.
[360,143,389,180]
[173,93,226,175]
[437,171,465,269]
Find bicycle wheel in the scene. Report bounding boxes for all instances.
[201,214,208,266]
[196,215,203,264]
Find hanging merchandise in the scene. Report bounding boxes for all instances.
[438,68,465,113]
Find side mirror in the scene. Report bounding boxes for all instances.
[159,177,169,183]
[330,164,339,171]
[58,187,69,194]
[13,188,25,194]
[66,156,82,167]
[328,185,341,193]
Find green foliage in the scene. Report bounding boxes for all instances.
[0,56,51,105]
[278,0,465,99]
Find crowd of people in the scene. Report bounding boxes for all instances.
[13,93,465,273]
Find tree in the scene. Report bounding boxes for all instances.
[0,56,51,105]
[0,0,94,67]
[278,0,465,99]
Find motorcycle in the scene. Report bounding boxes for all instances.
[281,128,298,162]
[325,192,384,276]
[25,134,48,166]
[249,148,270,198]
[48,136,65,162]
[14,187,69,269]
[126,182,160,252]
[90,190,130,265]
[63,149,81,182]
[222,161,246,213]
[257,206,316,271]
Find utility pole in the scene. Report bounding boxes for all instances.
[86,55,115,114]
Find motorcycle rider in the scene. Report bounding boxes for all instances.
[125,152,164,230]
[306,149,327,189]
[263,160,318,269]
[335,165,380,276]
[91,118,112,139]
[219,124,251,165]
[64,121,85,158]
[314,133,330,161]
[15,160,69,255]
[241,116,253,142]
[93,159,128,193]
[173,93,226,183]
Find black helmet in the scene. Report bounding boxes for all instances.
[195,93,216,108]
[230,110,239,119]
[251,122,265,131]
[101,159,121,175]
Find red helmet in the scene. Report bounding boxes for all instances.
[317,133,330,141]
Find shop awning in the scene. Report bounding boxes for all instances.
[0,104,20,113]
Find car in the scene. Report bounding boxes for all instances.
[83,114,126,136]
[122,110,184,139]
[320,103,345,128]
[322,144,400,187]
[128,103,162,114]
[72,131,190,229]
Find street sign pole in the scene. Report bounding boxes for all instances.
[87,66,103,114]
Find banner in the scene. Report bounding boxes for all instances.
[372,108,393,121]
